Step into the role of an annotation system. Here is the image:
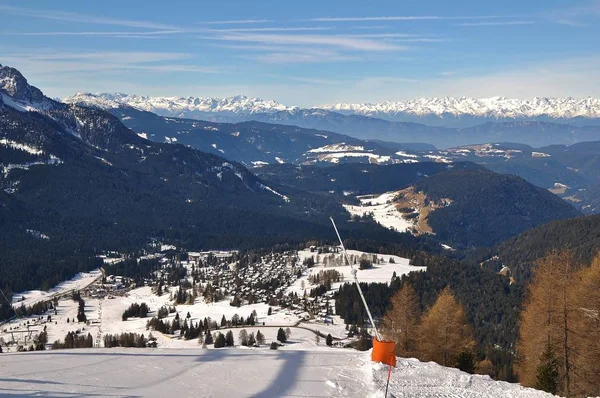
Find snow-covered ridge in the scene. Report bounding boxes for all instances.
[63,92,298,115]
[64,92,600,120]
[307,143,365,153]
[322,96,600,119]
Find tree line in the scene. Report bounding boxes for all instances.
[517,250,600,397]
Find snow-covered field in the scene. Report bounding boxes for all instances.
[11,269,102,308]
[344,192,414,233]
[0,348,554,397]
[294,249,424,290]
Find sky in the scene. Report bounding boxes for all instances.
[0,0,599,106]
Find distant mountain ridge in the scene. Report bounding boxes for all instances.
[321,96,600,123]
[65,93,600,126]
[64,92,297,116]
[64,93,600,148]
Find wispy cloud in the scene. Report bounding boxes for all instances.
[545,0,600,27]
[0,5,176,30]
[5,30,182,37]
[196,19,272,25]
[206,27,333,33]
[250,51,355,64]
[3,50,223,75]
[206,33,403,51]
[310,15,504,22]
[456,20,535,27]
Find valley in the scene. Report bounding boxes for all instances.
[2,27,600,396]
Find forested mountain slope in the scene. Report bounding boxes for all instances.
[481,214,600,282]
[413,169,581,248]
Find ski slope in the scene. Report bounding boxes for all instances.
[11,269,103,308]
[0,348,554,397]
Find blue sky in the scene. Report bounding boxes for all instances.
[1,0,599,106]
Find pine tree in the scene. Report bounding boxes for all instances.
[204,331,214,345]
[256,330,265,346]
[214,332,226,348]
[277,327,287,343]
[326,334,333,346]
[248,332,256,347]
[456,351,475,374]
[383,282,421,358]
[239,329,249,346]
[535,343,559,394]
[225,330,234,347]
[417,287,475,367]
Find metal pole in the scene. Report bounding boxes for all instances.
[330,217,382,341]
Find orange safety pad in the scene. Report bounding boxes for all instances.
[371,337,397,367]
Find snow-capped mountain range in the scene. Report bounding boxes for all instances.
[323,96,600,120]
[64,92,297,117]
[64,92,600,123]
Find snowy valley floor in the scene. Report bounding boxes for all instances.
[0,348,553,398]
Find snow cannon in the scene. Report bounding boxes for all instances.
[371,338,396,367]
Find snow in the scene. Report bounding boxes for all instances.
[532,151,551,158]
[0,348,554,397]
[251,161,269,167]
[344,192,414,233]
[395,151,418,158]
[314,152,392,164]
[63,93,298,115]
[423,154,452,163]
[11,269,103,308]
[137,132,148,139]
[321,96,600,119]
[293,249,424,290]
[64,93,600,121]
[308,143,366,153]
[0,93,42,113]
[259,183,290,203]
[94,156,113,166]
[275,156,285,164]
[2,156,63,177]
[0,138,43,155]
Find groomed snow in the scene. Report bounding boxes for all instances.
[0,348,554,397]
[12,269,103,308]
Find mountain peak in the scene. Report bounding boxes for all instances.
[0,64,46,103]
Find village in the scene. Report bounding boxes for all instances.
[1,245,423,352]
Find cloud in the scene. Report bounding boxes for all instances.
[196,19,272,25]
[248,50,356,64]
[309,15,504,22]
[545,0,600,26]
[456,21,535,27]
[2,50,223,76]
[5,30,182,37]
[0,5,176,30]
[206,27,334,33]
[206,33,404,51]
